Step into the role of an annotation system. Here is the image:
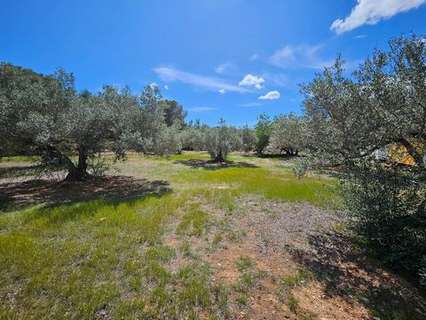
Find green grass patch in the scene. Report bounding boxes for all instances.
[0,155,40,162]
[175,166,339,208]
[176,204,209,237]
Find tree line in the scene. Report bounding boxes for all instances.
[1,35,425,286]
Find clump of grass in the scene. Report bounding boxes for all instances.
[277,268,313,305]
[287,293,299,314]
[236,293,249,306]
[144,245,176,263]
[211,233,224,248]
[232,255,267,306]
[176,204,209,237]
[281,269,313,289]
[235,256,255,272]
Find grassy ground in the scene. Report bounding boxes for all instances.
[0,152,424,319]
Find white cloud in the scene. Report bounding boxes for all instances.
[218,89,226,94]
[238,74,265,89]
[154,66,247,93]
[331,0,426,34]
[149,82,159,89]
[187,107,217,112]
[215,62,233,74]
[258,90,280,100]
[269,45,333,69]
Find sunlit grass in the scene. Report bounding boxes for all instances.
[0,193,232,319]
[0,155,40,162]
[175,166,339,208]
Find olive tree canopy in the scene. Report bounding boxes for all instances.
[302,35,426,286]
[204,119,241,162]
[302,35,426,167]
[0,63,179,180]
[268,114,305,156]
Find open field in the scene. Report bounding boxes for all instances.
[1,152,425,319]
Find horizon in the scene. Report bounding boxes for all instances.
[2,0,426,125]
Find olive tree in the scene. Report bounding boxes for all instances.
[0,64,153,180]
[240,125,256,153]
[303,37,426,167]
[254,113,273,155]
[268,113,305,156]
[181,126,206,151]
[302,35,426,285]
[132,85,185,156]
[204,119,241,162]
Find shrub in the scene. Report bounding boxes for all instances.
[343,162,426,283]
[292,159,309,179]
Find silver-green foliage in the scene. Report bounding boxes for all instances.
[0,65,181,179]
[269,113,306,156]
[302,35,426,286]
[204,119,241,162]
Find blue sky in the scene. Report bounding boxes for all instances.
[2,0,426,126]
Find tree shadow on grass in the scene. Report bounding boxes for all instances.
[288,231,426,319]
[0,175,171,213]
[0,164,43,179]
[174,159,258,170]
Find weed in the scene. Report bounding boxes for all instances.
[235,256,255,272]
[287,294,299,314]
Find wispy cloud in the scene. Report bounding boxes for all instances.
[154,66,247,93]
[187,107,218,112]
[238,74,265,89]
[269,44,334,69]
[354,34,367,39]
[262,73,289,87]
[331,0,426,34]
[258,90,280,100]
[215,62,233,74]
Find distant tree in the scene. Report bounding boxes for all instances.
[133,85,182,155]
[160,99,187,129]
[181,126,206,151]
[269,114,305,156]
[204,119,241,162]
[254,113,273,155]
[240,125,257,153]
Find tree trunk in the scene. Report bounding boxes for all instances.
[214,151,225,163]
[65,147,90,181]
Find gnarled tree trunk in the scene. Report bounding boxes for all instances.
[213,150,225,163]
[65,147,90,181]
